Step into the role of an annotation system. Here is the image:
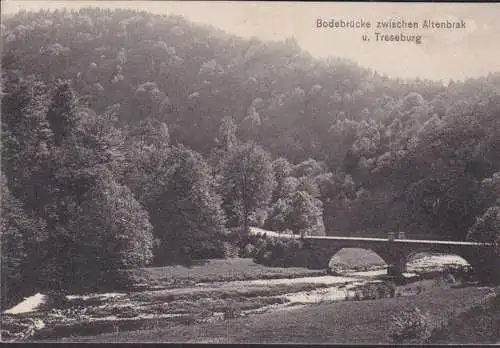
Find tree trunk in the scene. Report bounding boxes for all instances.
[242,203,249,236]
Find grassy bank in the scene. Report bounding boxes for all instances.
[56,283,496,344]
[129,248,390,291]
[429,292,500,344]
[129,258,327,290]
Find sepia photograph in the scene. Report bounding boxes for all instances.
[1,0,500,344]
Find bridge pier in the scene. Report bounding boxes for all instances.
[375,248,409,278]
[386,259,407,278]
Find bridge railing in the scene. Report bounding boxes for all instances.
[249,227,494,246]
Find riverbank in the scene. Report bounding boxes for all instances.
[56,282,496,343]
[2,254,485,343]
[429,291,500,344]
[1,258,359,341]
[128,258,328,290]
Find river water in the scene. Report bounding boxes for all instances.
[2,254,470,341]
[214,253,470,318]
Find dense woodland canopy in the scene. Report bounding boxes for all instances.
[2,8,500,306]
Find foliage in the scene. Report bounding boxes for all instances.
[221,142,276,233]
[266,191,325,236]
[3,9,499,242]
[145,145,227,264]
[0,174,45,308]
[1,77,155,292]
[287,191,325,236]
[250,236,310,267]
[466,206,500,251]
[388,307,437,343]
[60,166,154,290]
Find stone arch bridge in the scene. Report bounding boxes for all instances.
[266,232,499,281]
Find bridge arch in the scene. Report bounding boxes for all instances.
[383,245,499,280]
[405,248,471,265]
[404,248,471,274]
[327,248,388,274]
[400,246,498,281]
[302,243,396,272]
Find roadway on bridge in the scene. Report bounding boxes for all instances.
[248,227,490,246]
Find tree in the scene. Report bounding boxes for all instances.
[286,191,325,236]
[279,176,300,198]
[1,76,54,209]
[215,116,238,152]
[79,103,126,171]
[316,172,354,233]
[145,146,227,264]
[266,190,325,236]
[46,80,80,146]
[291,158,328,178]
[132,81,169,121]
[58,166,154,291]
[222,142,276,233]
[2,79,156,291]
[208,116,239,181]
[466,206,500,247]
[265,198,292,232]
[296,176,321,199]
[327,119,360,171]
[41,83,156,290]
[272,157,293,200]
[0,174,45,309]
[121,117,171,202]
[477,172,500,210]
[1,77,58,296]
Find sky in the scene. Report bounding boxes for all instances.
[2,1,500,83]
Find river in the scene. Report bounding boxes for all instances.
[2,254,470,341]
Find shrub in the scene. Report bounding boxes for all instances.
[222,301,241,319]
[242,244,256,258]
[251,236,308,267]
[388,307,437,343]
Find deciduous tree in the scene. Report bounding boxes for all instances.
[221,142,276,233]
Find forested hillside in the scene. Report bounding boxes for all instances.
[2,8,500,307]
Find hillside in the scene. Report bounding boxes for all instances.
[2,8,446,160]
